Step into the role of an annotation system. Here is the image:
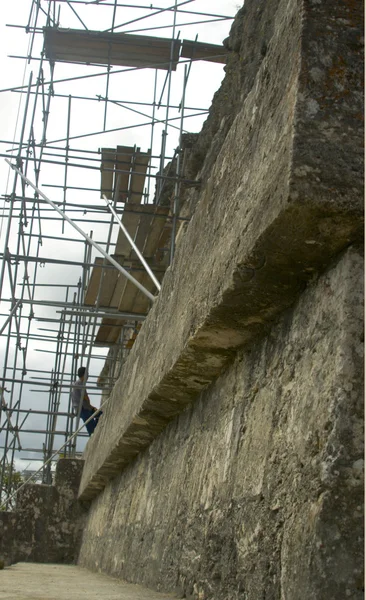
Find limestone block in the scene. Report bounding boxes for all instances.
[16,483,58,514]
[55,458,85,499]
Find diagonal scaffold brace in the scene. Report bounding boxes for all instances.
[5,159,157,303]
[103,195,161,292]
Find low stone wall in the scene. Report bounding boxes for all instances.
[78,248,364,600]
[0,459,86,565]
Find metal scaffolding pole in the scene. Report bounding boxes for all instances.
[170,63,188,263]
[0,67,37,501]
[5,161,157,302]
[0,0,234,506]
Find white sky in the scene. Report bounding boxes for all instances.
[0,0,240,474]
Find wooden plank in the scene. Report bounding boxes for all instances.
[46,28,181,53]
[95,318,122,346]
[87,203,169,345]
[109,260,165,308]
[129,211,153,260]
[97,264,121,307]
[115,204,141,256]
[44,29,180,70]
[181,39,229,64]
[50,36,177,58]
[131,273,161,315]
[118,266,164,315]
[105,323,123,345]
[119,266,163,316]
[143,206,169,257]
[84,256,124,307]
[115,207,169,311]
[118,270,148,313]
[49,49,174,68]
[129,151,150,204]
[100,146,134,201]
[95,318,128,345]
[109,259,136,308]
[100,148,115,200]
[114,204,160,257]
[109,272,125,308]
[116,146,134,203]
[84,257,104,306]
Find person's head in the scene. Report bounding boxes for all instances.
[77,366,87,381]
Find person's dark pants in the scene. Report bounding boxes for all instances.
[80,408,103,436]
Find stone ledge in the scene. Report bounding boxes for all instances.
[79,0,363,501]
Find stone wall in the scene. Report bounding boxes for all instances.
[78,0,362,501]
[78,247,364,600]
[75,0,363,598]
[182,0,284,190]
[0,459,86,565]
[0,1,362,594]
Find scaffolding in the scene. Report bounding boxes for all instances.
[0,0,235,506]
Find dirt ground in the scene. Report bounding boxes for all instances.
[0,563,176,600]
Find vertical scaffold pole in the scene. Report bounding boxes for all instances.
[170,63,188,264]
[156,0,179,203]
[62,95,72,234]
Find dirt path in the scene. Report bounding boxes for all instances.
[0,563,176,600]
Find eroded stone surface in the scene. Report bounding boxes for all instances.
[79,0,363,501]
[78,248,364,600]
[0,459,86,565]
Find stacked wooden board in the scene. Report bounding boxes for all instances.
[181,39,228,64]
[84,146,170,347]
[43,28,229,70]
[100,146,151,203]
[44,28,181,70]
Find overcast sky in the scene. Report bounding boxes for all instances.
[0,0,239,474]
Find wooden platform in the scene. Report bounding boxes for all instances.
[44,28,180,70]
[181,39,228,64]
[100,146,151,203]
[85,145,170,347]
[43,28,229,70]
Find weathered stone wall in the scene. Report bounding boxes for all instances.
[0,459,86,565]
[78,247,364,600]
[182,0,364,217]
[75,0,363,597]
[78,0,362,501]
[182,0,283,189]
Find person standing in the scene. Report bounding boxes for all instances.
[71,366,102,436]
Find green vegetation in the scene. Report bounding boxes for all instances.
[0,463,23,510]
